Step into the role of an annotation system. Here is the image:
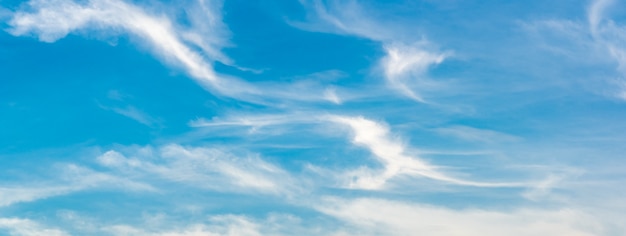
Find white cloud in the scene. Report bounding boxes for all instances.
[0,218,69,236]
[6,0,264,99]
[318,197,600,236]
[381,43,448,102]
[327,115,526,189]
[10,0,218,82]
[588,0,613,37]
[589,0,625,65]
[434,125,520,143]
[0,164,154,207]
[589,0,626,77]
[323,87,342,104]
[294,1,449,102]
[189,113,531,189]
[96,144,297,195]
[292,0,394,41]
[519,0,626,101]
[105,105,160,126]
[189,113,318,129]
[0,186,74,207]
[6,0,348,105]
[97,213,339,236]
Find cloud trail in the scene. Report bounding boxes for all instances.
[327,115,527,189]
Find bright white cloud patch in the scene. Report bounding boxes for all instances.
[6,0,269,100]
[328,115,526,189]
[10,0,219,81]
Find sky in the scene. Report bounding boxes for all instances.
[1,0,626,235]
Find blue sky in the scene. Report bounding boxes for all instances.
[1,0,626,235]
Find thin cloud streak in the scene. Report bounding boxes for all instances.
[327,115,528,189]
[96,144,298,195]
[434,125,521,143]
[0,164,154,207]
[0,186,74,207]
[317,197,599,236]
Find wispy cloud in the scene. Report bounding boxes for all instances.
[6,0,263,99]
[0,186,73,207]
[96,90,161,126]
[521,0,626,101]
[327,115,527,189]
[79,213,337,236]
[105,105,160,126]
[380,43,448,102]
[0,218,69,236]
[435,125,521,143]
[189,112,319,129]
[9,0,219,81]
[293,0,448,102]
[102,215,264,236]
[0,164,154,207]
[588,0,626,99]
[6,0,348,105]
[318,197,600,236]
[96,144,297,195]
[188,113,534,189]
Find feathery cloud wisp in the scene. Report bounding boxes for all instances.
[381,43,448,102]
[294,0,448,102]
[9,0,219,82]
[0,164,153,207]
[6,0,269,100]
[97,144,296,195]
[588,0,626,99]
[328,115,526,189]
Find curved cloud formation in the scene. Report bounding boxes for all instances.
[328,115,527,189]
[294,0,448,102]
[7,0,265,100]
